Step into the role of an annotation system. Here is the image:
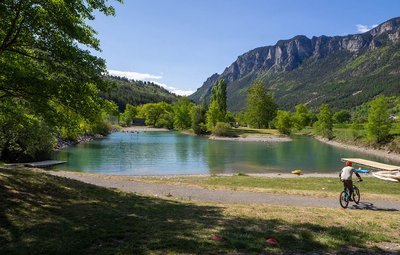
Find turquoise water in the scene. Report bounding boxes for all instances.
[51,132,399,175]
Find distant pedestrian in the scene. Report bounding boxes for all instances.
[340,161,362,200]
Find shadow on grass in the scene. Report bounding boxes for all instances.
[0,168,397,254]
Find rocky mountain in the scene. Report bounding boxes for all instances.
[190,17,400,111]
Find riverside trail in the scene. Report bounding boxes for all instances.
[44,170,400,211]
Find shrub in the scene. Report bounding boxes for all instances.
[0,115,56,162]
[89,120,113,136]
[212,122,232,137]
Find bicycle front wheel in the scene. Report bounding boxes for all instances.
[340,191,349,208]
[353,186,360,204]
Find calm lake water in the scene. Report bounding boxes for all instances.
[51,131,399,175]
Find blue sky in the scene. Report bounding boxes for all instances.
[91,0,400,95]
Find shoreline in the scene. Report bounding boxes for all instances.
[123,126,293,143]
[122,126,169,132]
[209,135,292,142]
[55,133,105,150]
[29,168,343,179]
[316,137,400,162]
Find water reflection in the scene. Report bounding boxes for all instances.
[51,132,399,175]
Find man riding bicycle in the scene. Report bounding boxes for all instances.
[340,161,362,201]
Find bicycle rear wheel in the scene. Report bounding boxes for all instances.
[353,186,360,204]
[340,191,349,208]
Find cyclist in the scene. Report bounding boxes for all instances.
[339,161,362,201]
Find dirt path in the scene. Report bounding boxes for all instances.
[44,170,400,211]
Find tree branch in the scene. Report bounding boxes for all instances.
[5,48,46,62]
[0,0,26,55]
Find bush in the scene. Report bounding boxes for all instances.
[212,122,232,137]
[0,115,56,162]
[89,120,113,136]
[333,110,351,124]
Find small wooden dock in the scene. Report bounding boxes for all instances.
[341,158,399,171]
[6,160,67,168]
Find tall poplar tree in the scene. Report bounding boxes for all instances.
[206,80,227,130]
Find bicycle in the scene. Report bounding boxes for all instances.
[339,180,362,208]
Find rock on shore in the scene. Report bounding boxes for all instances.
[55,134,104,150]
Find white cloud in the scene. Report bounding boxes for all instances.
[106,69,194,96]
[356,24,378,33]
[152,81,195,96]
[107,69,162,80]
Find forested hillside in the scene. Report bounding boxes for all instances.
[190,17,400,112]
[102,76,180,112]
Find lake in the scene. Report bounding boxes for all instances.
[51,131,399,175]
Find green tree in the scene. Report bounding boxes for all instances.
[120,104,138,126]
[157,102,174,129]
[333,110,351,124]
[365,96,392,143]
[0,100,56,162]
[139,103,163,126]
[191,104,207,135]
[314,104,334,139]
[211,80,227,114]
[139,102,174,128]
[206,100,225,130]
[275,110,293,135]
[292,104,310,130]
[173,98,194,130]
[0,1,122,160]
[0,0,122,119]
[206,80,227,130]
[245,81,277,128]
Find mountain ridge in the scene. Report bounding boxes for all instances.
[190,17,400,111]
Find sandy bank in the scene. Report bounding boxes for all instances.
[129,172,342,178]
[316,137,400,162]
[122,126,169,132]
[209,136,292,142]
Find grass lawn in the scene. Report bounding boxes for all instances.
[299,126,400,153]
[1,167,399,254]
[230,127,285,138]
[136,175,400,202]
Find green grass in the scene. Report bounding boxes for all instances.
[230,127,285,138]
[138,175,400,201]
[298,126,400,153]
[1,168,399,254]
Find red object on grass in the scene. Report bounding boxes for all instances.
[211,234,222,241]
[266,237,278,245]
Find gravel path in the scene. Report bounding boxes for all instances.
[46,171,400,211]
